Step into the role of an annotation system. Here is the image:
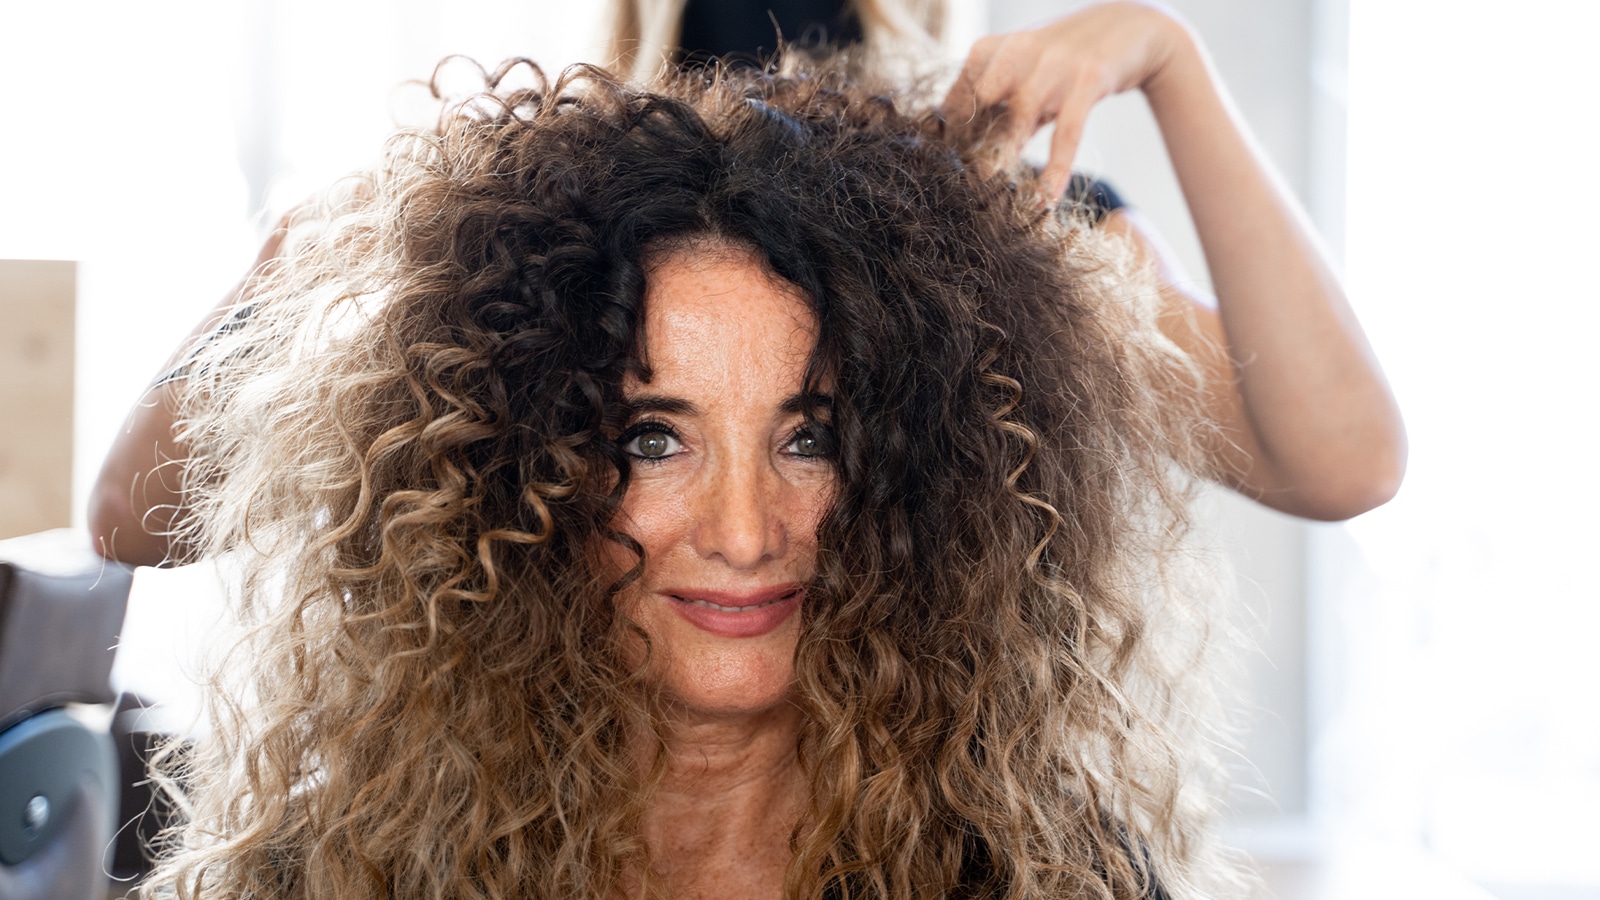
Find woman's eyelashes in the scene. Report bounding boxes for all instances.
[619,420,683,463]
[783,422,836,460]
[618,420,837,464]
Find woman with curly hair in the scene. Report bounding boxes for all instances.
[100,5,1404,899]
[142,62,1211,898]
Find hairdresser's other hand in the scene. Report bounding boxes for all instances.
[942,1,1190,203]
[88,213,294,565]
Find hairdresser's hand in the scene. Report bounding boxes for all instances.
[942,1,1192,203]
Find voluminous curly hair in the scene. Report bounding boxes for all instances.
[151,59,1231,900]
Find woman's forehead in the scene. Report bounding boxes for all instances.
[632,241,819,387]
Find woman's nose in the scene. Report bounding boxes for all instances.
[691,458,787,569]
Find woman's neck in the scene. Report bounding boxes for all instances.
[636,701,807,898]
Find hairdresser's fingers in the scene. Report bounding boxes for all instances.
[994,67,1054,164]
[997,39,1116,165]
[1036,73,1103,203]
[971,37,1062,167]
[947,4,1184,181]
[943,33,1004,126]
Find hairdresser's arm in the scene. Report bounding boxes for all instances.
[87,221,289,564]
[944,2,1406,521]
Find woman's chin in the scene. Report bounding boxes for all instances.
[654,640,799,720]
[623,587,803,719]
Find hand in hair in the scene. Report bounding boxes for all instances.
[943,0,1183,205]
[945,1,1407,520]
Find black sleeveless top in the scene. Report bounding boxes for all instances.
[679,0,863,67]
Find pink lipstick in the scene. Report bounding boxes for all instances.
[663,585,803,638]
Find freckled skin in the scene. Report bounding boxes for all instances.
[615,242,833,718]
[613,242,833,898]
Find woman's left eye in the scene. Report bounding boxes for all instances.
[783,424,836,459]
[620,424,684,461]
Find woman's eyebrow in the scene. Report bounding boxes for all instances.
[622,394,700,417]
[779,392,834,415]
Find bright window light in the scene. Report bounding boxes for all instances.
[1341,0,1600,890]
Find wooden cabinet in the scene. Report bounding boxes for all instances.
[0,261,75,540]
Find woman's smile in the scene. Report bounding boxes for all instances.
[662,585,805,638]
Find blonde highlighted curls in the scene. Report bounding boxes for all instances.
[149,58,1233,899]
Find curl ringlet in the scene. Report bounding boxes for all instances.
[149,57,1235,900]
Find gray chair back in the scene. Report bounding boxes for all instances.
[0,530,132,900]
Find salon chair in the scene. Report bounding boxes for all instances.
[0,529,132,900]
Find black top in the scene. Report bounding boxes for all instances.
[678,0,863,67]
[1065,172,1127,224]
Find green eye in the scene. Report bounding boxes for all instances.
[621,424,682,461]
[784,425,835,459]
[636,432,671,458]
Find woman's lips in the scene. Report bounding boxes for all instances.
[663,585,803,638]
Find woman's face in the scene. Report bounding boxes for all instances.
[613,242,834,717]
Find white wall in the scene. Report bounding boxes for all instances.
[1328,2,1600,888]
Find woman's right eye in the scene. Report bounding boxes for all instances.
[620,425,683,461]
